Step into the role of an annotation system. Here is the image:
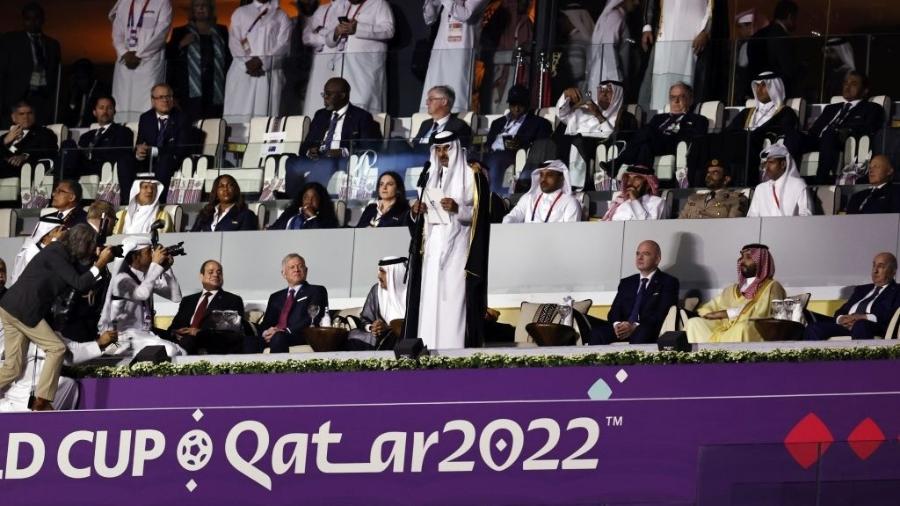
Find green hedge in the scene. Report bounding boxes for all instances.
[69,345,900,379]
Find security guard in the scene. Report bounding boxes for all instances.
[679,159,750,219]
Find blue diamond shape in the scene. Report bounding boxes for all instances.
[587,378,612,400]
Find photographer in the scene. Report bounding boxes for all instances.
[99,236,185,358]
[0,224,115,411]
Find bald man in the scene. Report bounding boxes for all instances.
[589,240,680,345]
[847,155,900,214]
[805,252,900,340]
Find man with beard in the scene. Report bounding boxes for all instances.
[502,160,581,223]
[686,243,786,343]
[746,144,811,217]
[602,165,664,220]
[679,159,748,219]
[63,95,134,180]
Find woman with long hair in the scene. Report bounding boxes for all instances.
[269,182,339,230]
[191,174,258,231]
[355,171,409,228]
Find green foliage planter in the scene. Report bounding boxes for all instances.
[69,345,900,379]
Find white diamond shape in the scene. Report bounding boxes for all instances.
[495,439,508,451]
[186,479,197,492]
[615,369,628,383]
[192,409,204,422]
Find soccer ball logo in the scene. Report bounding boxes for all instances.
[177,430,213,471]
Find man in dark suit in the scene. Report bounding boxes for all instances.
[62,95,134,181]
[411,85,473,147]
[790,71,885,183]
[299,78,382,158]
[49,179,87,227]
[747,1,799,97]
[847,156,900,214]
[169,260,248,355]
[805,252,900,340]
[483,85,552,190]
[134,83,195,201]
[611,82,708,170]
[0,2,61,127]
[0,99,58,177]
[247,253,329,353]
[589,240,680,345]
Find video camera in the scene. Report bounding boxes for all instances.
[150,219,187,257]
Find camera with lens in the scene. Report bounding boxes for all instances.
[150,219,187,257]
[163,242,187,257]
[97,213,124,258]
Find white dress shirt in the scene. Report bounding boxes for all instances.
[609,195,665,221]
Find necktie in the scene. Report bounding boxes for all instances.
[321,112,339,151]
[853,286,882,315]
[190,292,212,328]
[628,278,649,323]
[276,288,296,329]
[858,187,877,212]
[833,102,852,127]
[289,214,305,230]
[705,191,716,205]
[30,34,46,69]
[422,122,439,144]
[156,117,168,147]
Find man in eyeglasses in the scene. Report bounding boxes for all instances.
[133,83,192,200]
[298,78,381,160]
[49,179,87,227]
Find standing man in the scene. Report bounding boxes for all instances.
[134,83,193,198]
[302,0,340,117]
[410,130,490,349]
[746,144,811,217]
[502,160,581,224]
[323,0,395,114]
[0,224,115,411]
[110,0,172,122]
[590,240,679,345]
[223,0,292,123]
[748,1,800,97]
[0,2,61,127]
[419,0,490,114]
[678,160,749,219]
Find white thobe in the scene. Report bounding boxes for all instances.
[302,2,341,117]
[111,0,172,122]
[9,242,41,287]
[324,0,395,114]
[103,263,185,357]
[747,177,812,217]
[223,2,293,122]
[503,189,582,223]
[418,166,476,350]
[587,3,627,91]
[556,94,616,138]
[419,0,489,113]
[609,194,665,220]
[645,0,711,111]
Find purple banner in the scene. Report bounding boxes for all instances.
[1,361,898,505]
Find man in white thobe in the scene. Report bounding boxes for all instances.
[10,214,64,286]
[419,0,489,113]
[747,144,811,217]
[641,0,712,111]
[302,0,341,117]
[223,0,292,123]
[602,165,665,220]
[503,160,582,223]
[587,0,640,92]
[323,0,394,114]
[111,0,172,122]
[410,130,488,349]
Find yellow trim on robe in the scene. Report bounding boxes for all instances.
[687,279,786,343]
[112,209,174,235]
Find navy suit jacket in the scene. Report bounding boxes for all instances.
[259,283,329,339]
[847,184,900,215]
[299,104,382,155]
[834,282,900,326]
[646,112,709,140]
[485,113,553,151]
[412,115,473,146]
[809,100,884,139]
[191,206,258,232]
[607,270,680,342]
[135,108,195,178]
[69,123,134,176]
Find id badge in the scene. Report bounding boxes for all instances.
[447,21,463,43]
[240,37,252,55]
[127,29,139,49]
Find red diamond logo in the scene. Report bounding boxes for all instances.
[847,418,885,460]
[784,413,834,469]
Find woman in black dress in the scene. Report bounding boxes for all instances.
[356,171,410,228]
[192,174,258,231]
[269,182,340,230]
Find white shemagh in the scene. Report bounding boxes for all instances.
[749,73,786,130]
[764,144,806,215]
[557,81,623,138]
[97,235,152,332]
[123,178,164,234]
[376,257,408,322]
[11,217,63,285]
[527,159,573,199]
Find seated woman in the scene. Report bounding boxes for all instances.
[348,256,407,350]
[191,174,258,231]
[268,182,339,230]
[113,175,174,235]
[355,171,410,228]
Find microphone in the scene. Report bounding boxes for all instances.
[417,161,431,189]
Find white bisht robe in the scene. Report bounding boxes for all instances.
[419,0,489,113]
[587,1,628,92]
[418,136,475,350]
[223,1,293,123]
[323,0,395,114]
[111,0,172,122]
[302,1,341,117]
[645,0,711,111]
[503,160,582,223]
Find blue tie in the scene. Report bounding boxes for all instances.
[156,117,168,147]
[628,278,649,323]
[289,214,305,230]
[853,286,883,315]
[321,112,339,151]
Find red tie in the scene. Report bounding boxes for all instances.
[771,184,780,210]
[190,292,211,329]
[277,288,296,330]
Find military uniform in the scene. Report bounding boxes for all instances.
[679,189,749,219]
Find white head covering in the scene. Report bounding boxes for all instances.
[749,71,786,130]
[529,160,573,198]
[427,130,471,268]
[825,38,856,78]
[595,80,624,137]
[10,215,64,285]
[123,175,164,235]
[98,235,153,332]
[376,256,408,323]
[558,80,624,138]
[761,144,805,214]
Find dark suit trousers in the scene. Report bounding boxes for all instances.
[803,318,883,340]
[483,150,517,192]
[616,129,678,168]
[244,330,306,353]
[587,316,656,345]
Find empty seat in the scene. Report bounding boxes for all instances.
[373,112,391,139]
[0,208,17,238]
[698,101,724,133]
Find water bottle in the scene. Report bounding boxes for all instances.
[320,307,332,328]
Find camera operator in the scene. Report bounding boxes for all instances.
[99,235,185,358]
[0,224,116,411]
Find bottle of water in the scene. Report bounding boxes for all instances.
[320,307,332,328]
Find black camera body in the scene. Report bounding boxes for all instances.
[149,219,187,257]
